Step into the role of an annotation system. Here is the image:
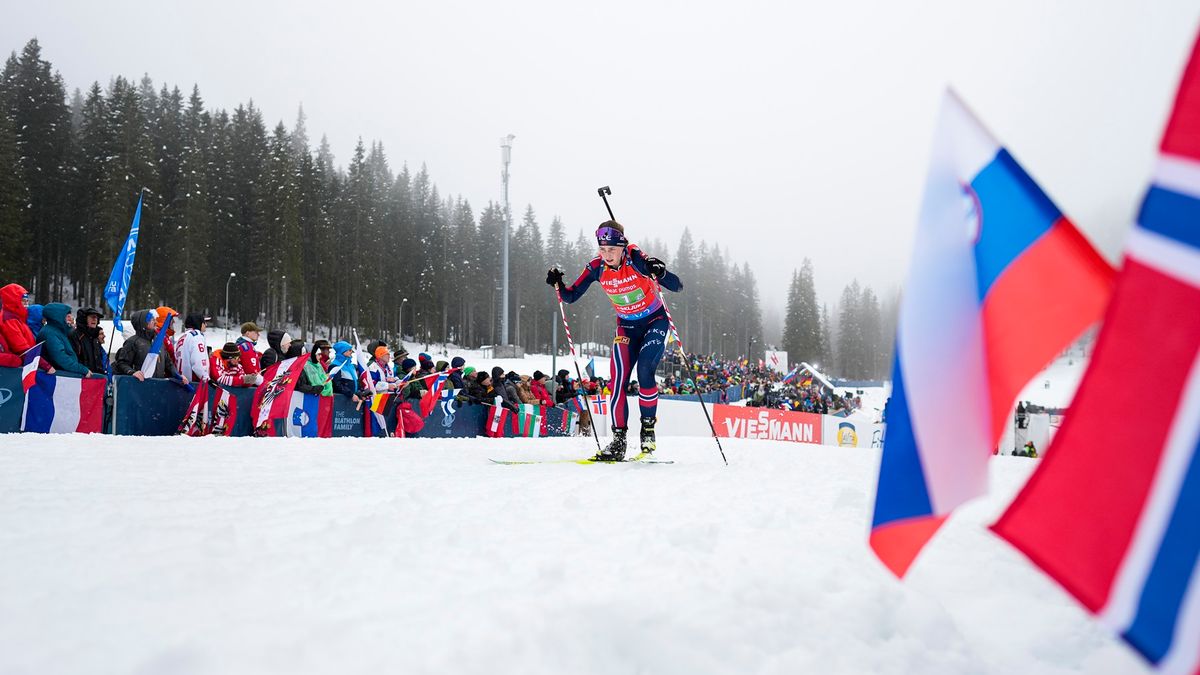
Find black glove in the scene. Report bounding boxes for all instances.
[645,257,667,280]
[546,268,564,287]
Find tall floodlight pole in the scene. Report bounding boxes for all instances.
[500,134,515,345]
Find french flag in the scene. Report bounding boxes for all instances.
[994,35,1200,673]
[870,90,1114,578]
[20,343,42,391]
[285,391,332,438]
[21,372,105,433]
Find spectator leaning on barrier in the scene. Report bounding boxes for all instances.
[237,322,263,374]
[114,309,181,381]
[465,370,492,403]
[38,303,98,378]
[211,342,261,387]
[69,307,107,375]
[295,344,333,397]
[176,313,211,384]
[554,369,575,406]
[401,357,428,402]
[330,341,362,402]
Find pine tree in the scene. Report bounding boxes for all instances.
[9,39,70,298]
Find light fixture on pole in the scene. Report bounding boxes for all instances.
[225,272,236,325]
[400,297,408,345]
[500,134,515,345]
[516,303,526,347]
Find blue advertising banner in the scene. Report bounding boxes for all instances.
[0,366,23,433]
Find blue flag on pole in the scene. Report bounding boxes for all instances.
[104,192,143,332]
[585,357,596,380]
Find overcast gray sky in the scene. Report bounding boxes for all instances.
[3,0,1197,314]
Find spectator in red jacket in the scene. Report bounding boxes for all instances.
[530,370,553,407]
[0,327,20,367]
[236,322,263,374]
[210,342,262,387]
[0,283,53,372]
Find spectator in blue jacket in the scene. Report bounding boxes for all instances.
[38,303,98,378]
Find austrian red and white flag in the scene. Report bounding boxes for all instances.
[993,33,1200,673]
[485,399,508,438]
[251,356,309,434]
[21,371,104,433]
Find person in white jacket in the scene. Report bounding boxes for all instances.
[176,313,211,384]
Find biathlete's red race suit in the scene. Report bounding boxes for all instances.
[557,243,683,429]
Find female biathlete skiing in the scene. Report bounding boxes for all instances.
[546,221,682,461]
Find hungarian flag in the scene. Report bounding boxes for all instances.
[485,399,508,438]
[251,356,309,435]
[285,392,333,438]
[20,343,41,391]
[512,403,545,437]
[869,90,1114,578]
[178,381,211,436]
[21,372,104,433]
[209,386,238,436]
[993,35,1200,673]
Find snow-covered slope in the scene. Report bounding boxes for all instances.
[0,435,1144,675]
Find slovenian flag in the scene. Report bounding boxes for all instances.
[869,90,1114,578]
[21,372,105,433]
[140,310,173,378]
[781,366,799,384]
[285,392,333,438]
[993,35,1200,673]
[20,343,42,391]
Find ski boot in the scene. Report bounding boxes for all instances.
[593,428,628,462]
[639,416,657,455]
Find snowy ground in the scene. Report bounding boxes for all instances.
[0,434,1145,675]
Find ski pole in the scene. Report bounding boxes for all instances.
[554,289,604,456]
[654,279,728,465]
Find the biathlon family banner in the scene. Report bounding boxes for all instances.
[712,404,883,449]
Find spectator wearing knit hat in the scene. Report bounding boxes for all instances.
[530,371,552,407]
[448,356,467,389]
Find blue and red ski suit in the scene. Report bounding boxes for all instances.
[558,245,683,429]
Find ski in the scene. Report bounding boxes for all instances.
[489,451,673,465]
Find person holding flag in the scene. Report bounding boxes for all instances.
[546,220,683,460]
[113,309,182,381]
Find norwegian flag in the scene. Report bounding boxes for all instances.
[993,33,1200,673]
[590,395,608,416]
[20,343,42,391]
[421,371,450,418]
